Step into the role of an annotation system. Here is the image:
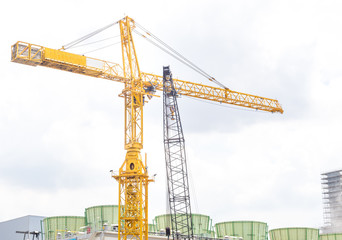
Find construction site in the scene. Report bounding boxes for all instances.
[2,10,342,240]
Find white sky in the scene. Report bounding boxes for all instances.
[1,0,342,232]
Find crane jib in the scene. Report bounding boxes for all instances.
[11,16,283,240]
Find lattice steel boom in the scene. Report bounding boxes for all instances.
[11,15,283,240]
[163,66,193,240]
[11,43,283,114]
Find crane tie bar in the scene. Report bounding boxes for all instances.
[60,21,119,50]
[134,21,229,90]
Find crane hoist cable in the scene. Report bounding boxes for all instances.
[134,21,229,90]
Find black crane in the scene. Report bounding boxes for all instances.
[163,66,194,240]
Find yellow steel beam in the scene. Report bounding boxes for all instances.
[11,41,127,83]
[142,73,284,113]
[12,25,283,240]
[11,41,283,114]
[117,16,149,240]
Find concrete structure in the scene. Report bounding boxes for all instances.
[322,169,342,233]
[0,215,45,240]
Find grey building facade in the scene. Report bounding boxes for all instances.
[321,169,342,234]
[0,215,45,240]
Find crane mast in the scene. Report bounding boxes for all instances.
[11,15,284,240]
[163,66,194,240]
[115,17,151,240]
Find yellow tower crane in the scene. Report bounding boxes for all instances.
[11,16,283,240]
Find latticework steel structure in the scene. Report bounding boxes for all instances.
[321,170,342,233]
[11,15,283,240]
[163,66,193,240]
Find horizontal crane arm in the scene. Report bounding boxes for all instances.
[142,73,283,113]
[11,41,283,113]
[11,41,128,83]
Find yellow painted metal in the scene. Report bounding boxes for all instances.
[113,16,152,240]
[45,47,86,66]
[11,42,283,114]
[142,73,284,113]
[11,41,43,66]
[11,16,284,240]
[119,16,144,150]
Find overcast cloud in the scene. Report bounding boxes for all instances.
[1,0,342,232]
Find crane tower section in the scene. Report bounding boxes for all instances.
[114,17,151,240]
[163,66,194,240]
[11,15,284,240]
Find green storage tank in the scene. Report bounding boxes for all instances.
[153,213,213,237]
[192,213,214,237]
[269,228,319,240]
[43,216,85,240]
[320,233,342,240]
[149,223,156,233]
[85,205,119,232]
[215,221,268,240]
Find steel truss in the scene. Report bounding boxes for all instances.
[163,66,193,240]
